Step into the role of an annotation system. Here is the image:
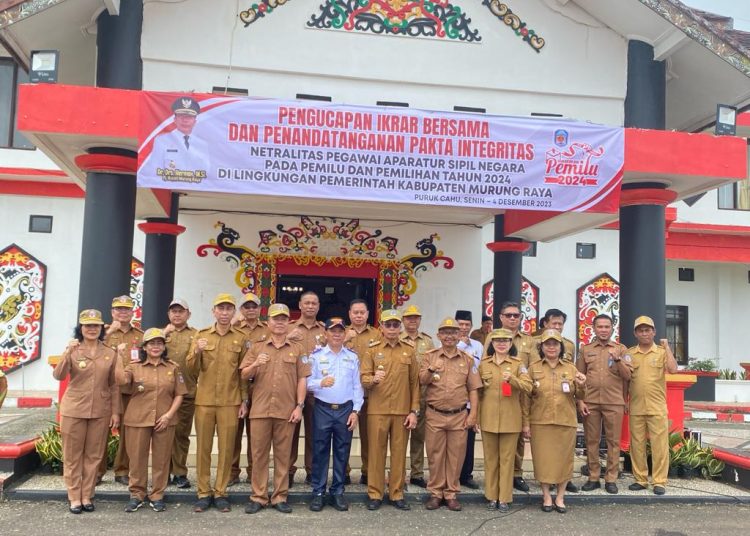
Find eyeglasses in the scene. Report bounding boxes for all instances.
[383,321,401,328]
[502,313,521,319]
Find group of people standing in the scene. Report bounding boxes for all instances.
[53,292,677,516]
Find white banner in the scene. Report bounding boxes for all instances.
[138,94,624,212]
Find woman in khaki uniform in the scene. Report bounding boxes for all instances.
[524,329,586,513]
[479,328,533,512]
[53,309,120,514]
[115,328,187,513]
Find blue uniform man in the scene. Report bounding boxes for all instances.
[307,317,364,512]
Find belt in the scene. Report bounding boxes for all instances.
[427,403,467,415]
[315,399,353,411]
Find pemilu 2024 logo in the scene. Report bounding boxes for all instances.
[544,138,605,187]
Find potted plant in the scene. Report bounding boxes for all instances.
[683,358,719,401]
[666,432,725,480]
[35,422,119,474]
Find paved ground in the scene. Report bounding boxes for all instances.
[0,500,748,535]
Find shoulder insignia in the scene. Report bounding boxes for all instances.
[624,354,632,362]
[421,332,433,339]
[519,365,528,374]
[369,340,381,348]
[402,339,415,347]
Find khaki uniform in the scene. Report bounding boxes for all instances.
[240,338,311,506]
[288,319,325,479]
[527,359,583,483]
[53,342,120,503]
[117,359,188,501]
[100,326,143,479]
[577,339,631,483]
[165,325,197,479]
[346,324,381,477]
[230,320,269,481]
[187,326,249,499]
[479,354,533,503]
[361,338,419,501]
[628,343,670,487]
[401,331,434,480]
[420,348,481,500]
[469,328,488,346]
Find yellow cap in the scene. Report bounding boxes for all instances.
[268,303,290,317]
[213,293,236,307]
[79,309,104,325]
[634,315,655,329]
[489,328,514,340]
[142,327,166,345]
[242,292,261,306]
[402,305,422,317]
[111,295,134,308]
[380,309,402,323]
[540,329,563,343]
[438,317,460,330]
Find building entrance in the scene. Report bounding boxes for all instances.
[276,274,376,324]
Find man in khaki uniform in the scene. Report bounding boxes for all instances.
[532,309,576,363]
[627,315,678,495]
[287,290,325,486]
[361,309,419,511]
[229,292,268,486]
[420,317,481,511]
[400,304,434,488]
[577,313,631,494]
[240,303,311,514]
[100,295,144,485]
[345,298,381,485]
[470,315,493,346]
[187,294,249,513]
[485,301,534,492]
[163,298,197,489]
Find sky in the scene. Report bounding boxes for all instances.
[682,0,750,31]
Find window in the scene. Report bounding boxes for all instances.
[678,267,695,282]
[454,106,486,114]
[666,305,689,365]
[0,58,34,149]
[212,86,248,96]
[29,215,53,233]
[718,182,750,210]
[376,101,409,107]
[295,94,332,102]
[576,243,596,259]
[523,242,537,257]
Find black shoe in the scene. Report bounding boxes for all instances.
[653,486,666,495]
[150,500,166,512]
[605,482,618,494]
[541,504,553,513]
[628,483,648,491]
[360,474,368,485]
[69,504,83,514]
[513,476,530,492]
[460,478,480,490]
[115,475,129,485]
[173,475,191,489]
[309,495,324,512]
[367,499,382,511]
[486,500,498,510]
[344,475,352,485]
[125,498,144,513]
[330,494,349,511]
[305,473,313,485]
[245,501,263,514]
[193,497,212,513]
[82,503,95,512]
[497,502,510,513]
[410,476,427,488]
[565,481,579,493]
[214,497,231,512]
[581,480,600,492]
[555,503,567,514]
[392,499,411,511]
[273,502,292,514]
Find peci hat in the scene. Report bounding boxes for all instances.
[142,327,166,345]
[171,96,201,116]
[213,293,236,307]
[79,309,104,325]
[455,310,472,322]
[325,317,346,330]
[489,328,514,340]
[402,305,422,317]
[634,315,655,329]
[241,292,261,306]
[481,315,492,323]
[540,329,563,343]
[111,295,134,309]
[168,298,189,310]
[437,317,460,330]
[380,309,402,323]
[268,303,290,318]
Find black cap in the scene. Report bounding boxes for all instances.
[481,315,491,323]
[171,96,201,116]
[455,310,472,322]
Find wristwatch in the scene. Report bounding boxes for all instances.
[297,402,305,409]
[410,409,421,417]
[351,410,359,415]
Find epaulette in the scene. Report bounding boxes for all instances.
[421,332,433,339]
[368,339,381,348]
[401,339,415,347]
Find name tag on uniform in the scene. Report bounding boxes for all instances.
[562,381,571,393]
